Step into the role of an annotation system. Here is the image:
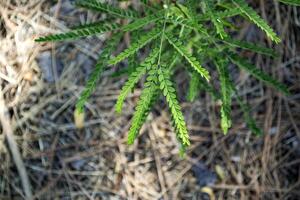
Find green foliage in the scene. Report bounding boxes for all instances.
[234,87,262,136]
[223,38,278,57]
[36,0,296,153]
[204,0,228,39]
[35,22,119,42]
[187,72,200,102]
[232,0,281,43]
[108,28,161,65]
[229,54,290,95]
[215,58,233,134]
[75,0,139,19]
[127,70,159,145]
[165,33,210,81]
[158,66,190,147]
[278,0,300,6]
[198,7,242,21]
[122,12,164,32]
[76,33,122,113]
[115,47,160,114]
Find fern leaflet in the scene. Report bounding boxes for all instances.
[127,71,159,144]
[204,0,228,39]
[75,0,139,19]
[115,47,160,114]
[223,38,278,57]
[198,8,242,21]
[158,66,190,147]
[229,54,290,95]
[234,88,262,136]
[278,0,300,6]
[108,28,161,65]
[35,23,119,42]
[232,0,281,43]
[215,58,232,134]
[76,33,122,112]
[187,72,200,102]
[216,7,242,19]
[122,12,164,32]
[165,33,210,81]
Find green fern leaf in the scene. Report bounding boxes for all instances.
[75,0,139,19]
[165,14,208,36]
[199,78,221,101]
[229,54,290,95]
[115,47,160,114]
[232,0,281,43]
[165,14,209,37]
[186,0,198,9]
[186,0,199,22]
[184,64,222,100]
[165,15,194,29]
[278,0,300,6]
[204,0,228,39]
[165,33,210,81]
[127,72,159,145]
[223,38,278,57]
[122,12,164,32]
[76,33,122,112]
[215,58,232,134]
[141,0,149,4]
[35,22,119,42]
[108,28,161,65]
[234,90,262,136]
[217,7,242,19]
[187,72,200,102]
[158,66,190,147]
[198,8,242,21]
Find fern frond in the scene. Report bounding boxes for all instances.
[215,58,232,134]
[76,33,122,112]
[229,54,290,95]
[158,66,190,147]
[232,0,281,43]
[127,72,159,145]
[186,0,198,14]
[234,90,262,135]
[165,14,207,35]
[75,0,139,19]
[165,14,210,38]
[217,7,242,18]
[141,0,149,4]
[278,0,300,6]
[187,72,200,102]
[198,8,242,21]
[186,71,221,100]
[201,78,221,100]
[122,12,164,32]
[223,38,278,57]
[108,28,161,65]
[35,22,118,42]
[166,15,194,28]
[115,47,160,113]
[204,0,228,39]
[76,61,104,113]
[165,33,210,81]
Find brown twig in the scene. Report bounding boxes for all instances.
[0,89,33,199]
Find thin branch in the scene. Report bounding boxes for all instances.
[0,89,33,200]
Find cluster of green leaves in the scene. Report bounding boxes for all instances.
[36,0,297,153]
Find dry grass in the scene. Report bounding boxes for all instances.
[0,0,300,199]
